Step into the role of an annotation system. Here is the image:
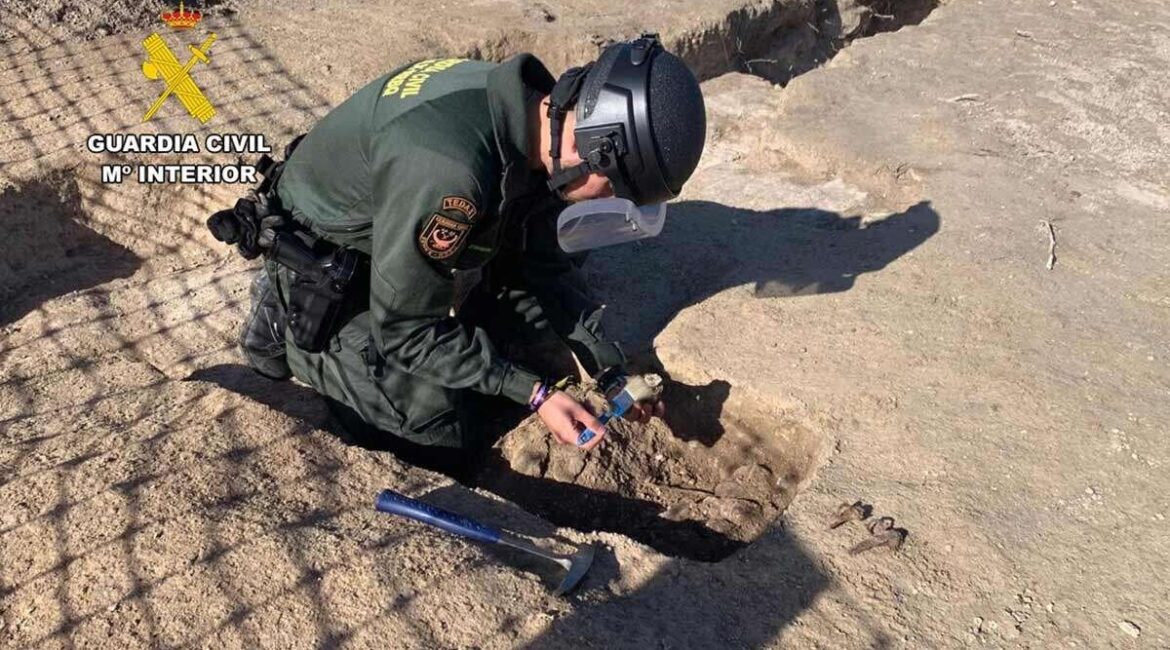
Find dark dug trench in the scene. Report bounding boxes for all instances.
[675,0,941,85]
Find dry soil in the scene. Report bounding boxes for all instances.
[1,0,1168,648]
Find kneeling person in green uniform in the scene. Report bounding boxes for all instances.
[237,35,706,475]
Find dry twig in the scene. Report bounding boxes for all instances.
[1040,219,1057,270]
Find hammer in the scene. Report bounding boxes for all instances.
[375,490,596,596]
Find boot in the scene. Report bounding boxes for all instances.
[239,267,291,380]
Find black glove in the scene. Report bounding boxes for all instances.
[207,198,264,259]
[593,365,627,396]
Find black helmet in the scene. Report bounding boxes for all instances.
[546,34,707,205]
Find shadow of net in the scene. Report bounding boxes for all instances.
[0,20,469,649]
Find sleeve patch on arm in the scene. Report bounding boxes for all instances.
[442,195,479,221]
[419,213,471,259]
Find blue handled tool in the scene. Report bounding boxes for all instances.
[375,489,596,595]
[577,373,664,446]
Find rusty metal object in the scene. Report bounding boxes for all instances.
[827,500,871,530]
[848,516,908,555]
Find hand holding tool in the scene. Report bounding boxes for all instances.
[577,373,664,447]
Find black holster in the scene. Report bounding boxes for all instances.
[274,230,368,353]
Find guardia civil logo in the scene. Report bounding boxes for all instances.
[140,2,218,124]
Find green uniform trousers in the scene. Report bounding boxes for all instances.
[271,260,572,455]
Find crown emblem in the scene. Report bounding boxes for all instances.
[160,1,202,30]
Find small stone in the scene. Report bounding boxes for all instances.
[721,499,763,526]
[1085,487,1095,495]
[1046,602,1055,612]
[661,502,690,522]
[1118,620,1141,638]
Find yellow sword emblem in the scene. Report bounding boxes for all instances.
[141,32,217,123]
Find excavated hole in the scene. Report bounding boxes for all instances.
[472,377,827,562]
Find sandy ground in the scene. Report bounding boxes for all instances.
[2,0,1168,647]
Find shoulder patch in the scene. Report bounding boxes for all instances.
[442,195,479,221]
[419,213,471,260]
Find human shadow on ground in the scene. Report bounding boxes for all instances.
[0,173,141,327]
[187,364,747,561]
[588,199,940,349]
[518,524,880,650]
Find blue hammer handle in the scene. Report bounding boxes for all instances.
[375,489,501,545]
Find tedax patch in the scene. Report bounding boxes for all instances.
[441,195,479,221]
[418,213,471,260]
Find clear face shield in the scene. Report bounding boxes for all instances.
[556,198,667,253]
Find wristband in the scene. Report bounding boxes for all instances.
[528,381,553,412]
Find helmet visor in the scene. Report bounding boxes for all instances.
[556,198,667,253]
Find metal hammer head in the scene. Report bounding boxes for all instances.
[553,543,596,596]
[499,533,597,596]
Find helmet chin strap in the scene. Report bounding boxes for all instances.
[545,63,594,199]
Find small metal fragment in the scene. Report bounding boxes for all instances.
[827,500,871,530]
[848,516,907,555]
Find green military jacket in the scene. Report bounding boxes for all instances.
[276,54,624,405]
